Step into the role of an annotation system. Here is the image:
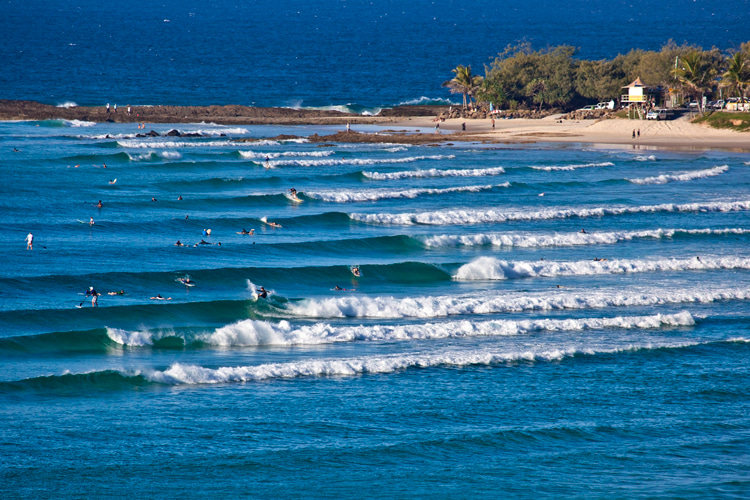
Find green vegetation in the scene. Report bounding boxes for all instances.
[693,111,750,132]
[452,41,750,112]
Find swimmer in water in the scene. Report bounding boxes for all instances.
[96,200,103,208]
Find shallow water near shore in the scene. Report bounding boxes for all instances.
[2,120,750,498]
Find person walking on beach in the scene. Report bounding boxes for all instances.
[632,129,636,139]
[435,122,440,134]
[491,117,495,130]
[637,128,641,139]
[25,232,33,250]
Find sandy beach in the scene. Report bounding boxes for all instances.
[389,114,750,152]
[1,100,748,151]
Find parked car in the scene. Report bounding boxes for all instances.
[577,105,596,112]
[595,101,615,110]
[687,101,699,108]
[646,109,673,120]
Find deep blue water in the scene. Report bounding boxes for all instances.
[3,1,750,497]
[2,0,749,108]
[1,119,749,498]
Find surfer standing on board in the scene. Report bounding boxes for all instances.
[258,287,268,298]
[86,287,99,307]
[25,232,33,250]
[351,266,361,277]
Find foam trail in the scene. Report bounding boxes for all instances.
[420,228,750,248]
[239,150,333,159]
[268,155,454,168]
[145,340,716,385]
[350,200,750,226]
[117,140,235,148]
[284,287,750,319]
[307,184,508,202]
[363,166,506,180]
[454,255,750,280]
[64,119,96,127]
[628,165,729,184]
[633,155,657,161]
[108,311,695,347]
[531,162,614,171]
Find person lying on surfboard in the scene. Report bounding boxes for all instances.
[238,228,254,235]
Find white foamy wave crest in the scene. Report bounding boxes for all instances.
[397,96,460,106]
[268,155,454,168]
[284,287,750,319]
[307,184,508,202]
[633,155,657,161]
[117,140,235,148]
[350,200,750,226]
[125,151,181,161]
[454,255,750,281]
[629,165,729,185]
[420,228,750,248]
[56,101,78,108]
[64,119,96,127]
[531,162,614,171]
[145,341,707,384]
[239,150,333,159]
[363,166,506,180]
[109,311,695,348]
[189,127,249,136]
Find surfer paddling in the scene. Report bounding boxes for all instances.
[238,228,254,235]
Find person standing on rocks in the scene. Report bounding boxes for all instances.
[106,103,110,114]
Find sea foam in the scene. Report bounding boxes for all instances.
[284,287,750,319]
[306,184,509,202]
[350,200,750,225]
[530,162,614,171]
[144,339,714,385]
[453,255,750,281]
[107,311,695,347]
[420,228,750,248]
[628,165,729,184]
[363,166,506,180]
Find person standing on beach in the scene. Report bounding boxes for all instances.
[491,117,495,130]
[25,232,33,250]
[127,105,131,115]
[632,129,636,139]
[637,129,641,139]
[435,122,440,134]
[346,123,351,133]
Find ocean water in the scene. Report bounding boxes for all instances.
[1,119,749,497]
[2,0,749,109]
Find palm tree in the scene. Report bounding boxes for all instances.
[672,51,716,115]
[720,52,750,107]
[443,65,484,108]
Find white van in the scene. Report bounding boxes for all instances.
[646,109,673,120]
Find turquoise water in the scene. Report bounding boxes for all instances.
[1,120,749,497]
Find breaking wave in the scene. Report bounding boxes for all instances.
[628,165,729,184]
[350,200,750,226]
[530,162,614,171]
[363,166,506,180]
[420,228,750,248]
[306,184,509,202]
[453,255,750,281]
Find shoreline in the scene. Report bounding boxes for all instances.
[1,100,748,152]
